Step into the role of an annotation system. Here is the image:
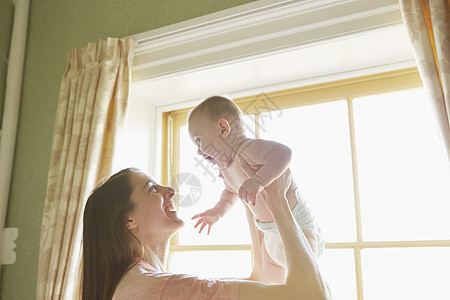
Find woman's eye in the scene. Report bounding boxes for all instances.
[148,184,157,192]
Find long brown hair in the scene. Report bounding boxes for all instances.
[80,168,139,300]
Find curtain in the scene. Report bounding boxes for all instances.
[400,0,450,162]
[36,37,137,299]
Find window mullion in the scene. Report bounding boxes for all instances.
[347,96,365,300]
[169,113,183,248]
[346,97,363,242]
[326,240,450,249]
[354,246,365,300]
[347,97,363,242]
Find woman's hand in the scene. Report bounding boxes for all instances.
[259,170,291,209]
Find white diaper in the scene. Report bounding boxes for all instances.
[254,189,324,268]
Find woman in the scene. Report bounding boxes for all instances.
[81,160,330,299]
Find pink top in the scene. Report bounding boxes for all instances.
[113,260,239,300]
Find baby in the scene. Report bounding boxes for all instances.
[188,96,324,276]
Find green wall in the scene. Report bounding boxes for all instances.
[0,0,256,299]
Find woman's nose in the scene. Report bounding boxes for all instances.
[166,186,176,199]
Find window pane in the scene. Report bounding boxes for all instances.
[362,247,450,300]
[353,89,450,241]
[241,114,257,138]
[177,125,251,245]
[259,100,356,242]
[319,249,357,300]
[168,250,252,278]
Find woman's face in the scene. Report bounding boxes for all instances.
[126,171,184,239]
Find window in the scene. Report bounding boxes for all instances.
[161,107,256,278]
[162,69,450,299]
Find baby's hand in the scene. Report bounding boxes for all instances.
[191,208,221,235]
[239,178,264,206]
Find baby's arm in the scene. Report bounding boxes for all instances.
[191,186,239,234]
[239,140,292,205]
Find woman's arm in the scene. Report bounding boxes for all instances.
[237,159,330,300]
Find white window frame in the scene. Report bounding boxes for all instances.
[119,0,416,180]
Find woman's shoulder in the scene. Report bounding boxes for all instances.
[112,261,172,299]
[113,260,239,300]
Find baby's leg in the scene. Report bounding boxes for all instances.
[292,188,325,257]
[245,206,286,284]
[245,206,272,283]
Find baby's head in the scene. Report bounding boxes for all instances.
[188,96,245,166]
[188,95,244,129]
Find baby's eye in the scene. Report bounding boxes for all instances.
[195,138,201,144]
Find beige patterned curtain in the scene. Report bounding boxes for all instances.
[400,0,450,162]
[36,37,137,299]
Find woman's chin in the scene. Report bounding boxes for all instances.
[164,207,185,231]
[168,219,185,236]
[172,216,185,229]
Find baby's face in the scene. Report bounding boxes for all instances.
[188,113,226,165]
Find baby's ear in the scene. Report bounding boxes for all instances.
[217,119,231,137]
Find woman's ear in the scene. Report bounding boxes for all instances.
[126,217,138,230]
[217,119,231,138]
